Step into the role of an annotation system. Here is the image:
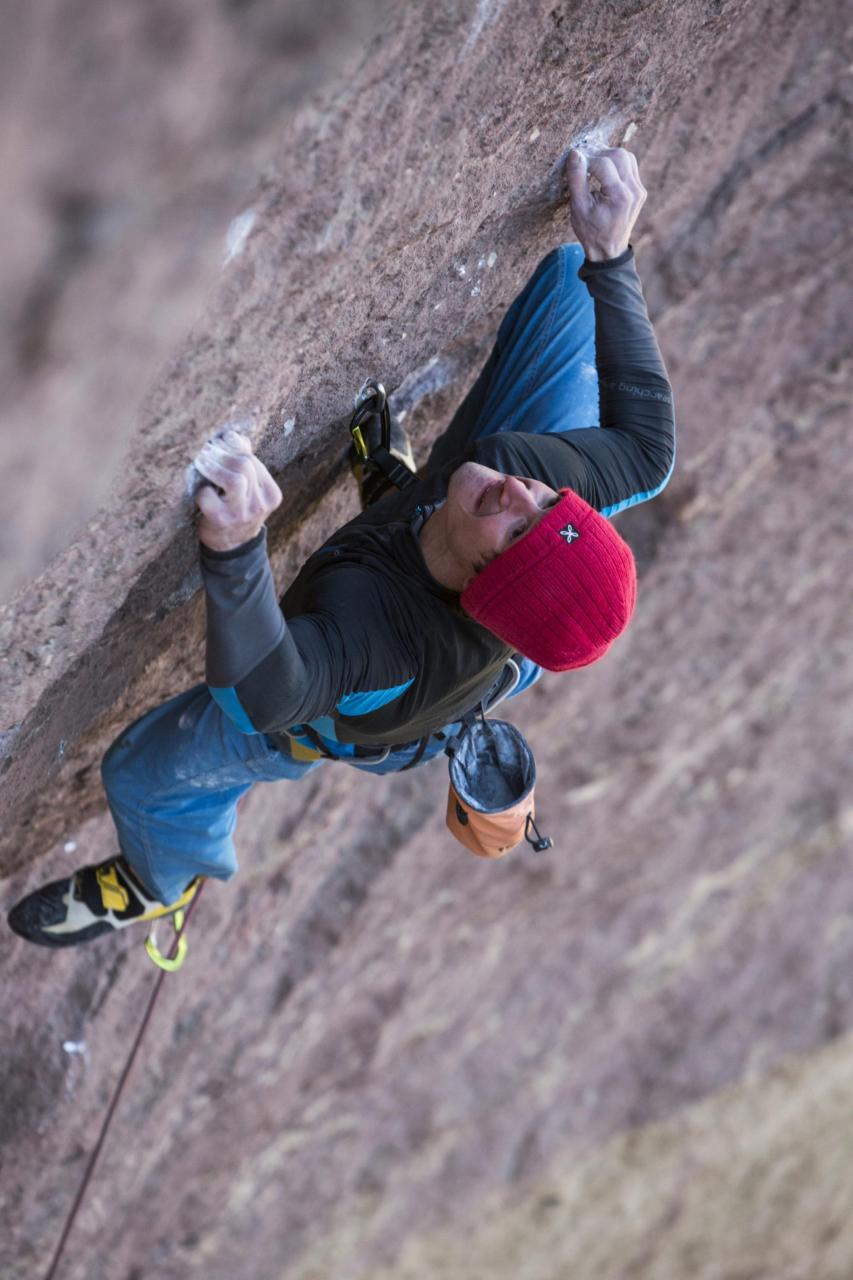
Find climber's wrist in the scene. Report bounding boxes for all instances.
[582,237,630,263]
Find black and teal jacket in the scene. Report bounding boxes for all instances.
[200,249,675,751]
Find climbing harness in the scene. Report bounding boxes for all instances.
[281,721,391,765]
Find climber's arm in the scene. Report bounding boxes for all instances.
[198,531,361,733]
[193,431,325,733]
[561,147,674,508]
[485,149,674,512]
[519,247,675,515]
[194,435,411,735]
[426,147,672,499]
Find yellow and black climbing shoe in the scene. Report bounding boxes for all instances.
[7,856,199,948]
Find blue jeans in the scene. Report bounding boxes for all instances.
[104,244,597,904]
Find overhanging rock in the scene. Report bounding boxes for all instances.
[0,1,647,871]
[3,1,853,1278]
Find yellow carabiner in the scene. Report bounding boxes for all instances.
[351,423,369,461]
[144,909,188,973]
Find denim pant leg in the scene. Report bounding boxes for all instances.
[426,242,598,473]
[101,685,322,904]
[472,241,599,437]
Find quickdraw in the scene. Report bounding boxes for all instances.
[349,378,417,493]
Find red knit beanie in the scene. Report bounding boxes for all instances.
[460,489,637,671]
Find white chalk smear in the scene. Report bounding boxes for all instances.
[470,285,481,297]
[529,127,541,143]
[198,439,246,469]
[184,462,202,500]
[622,121,638,143]
[63,1041,87,1056]
[570,112,624,159]
[0,725,22,760]
[390,353,458,417]
[454,263,467,278]
[580,361,598,381]
[64,840,77,854]
[282,418,295,437]
[461,0,509,56]
[223,208,256,266]
[486,251,497,269]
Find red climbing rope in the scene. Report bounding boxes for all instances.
[43,883,205,1280]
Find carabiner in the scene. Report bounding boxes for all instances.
[144,909,189,973]
[354,378,386,414]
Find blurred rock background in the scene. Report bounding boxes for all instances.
[0,0,386,596]
[1,1,852,1278]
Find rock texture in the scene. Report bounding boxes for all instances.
[0,0,386,597]
[2,0,852,1277]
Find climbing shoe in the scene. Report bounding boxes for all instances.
[7,856,199,948]
[349,409,416,508]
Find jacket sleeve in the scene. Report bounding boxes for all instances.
[199,530,344,733]
[428,247,675,515]
[561,247,676,514]
[200,531,413,735]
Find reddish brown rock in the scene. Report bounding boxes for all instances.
[0,0,387,597]
[2,0,852,1277]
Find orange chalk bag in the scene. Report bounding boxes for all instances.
[444,714,552,859]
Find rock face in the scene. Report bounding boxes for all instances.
[2,1,852,1277]
[0,0,387,597]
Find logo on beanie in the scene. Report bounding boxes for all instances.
[558,523,580,544]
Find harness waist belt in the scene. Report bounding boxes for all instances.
[267,658,521,764]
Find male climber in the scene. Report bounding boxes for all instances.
[8,146,675,946]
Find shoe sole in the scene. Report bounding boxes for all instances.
[7,890,115,947]
[7,874,197,948]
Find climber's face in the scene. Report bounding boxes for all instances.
[420,462,561,591]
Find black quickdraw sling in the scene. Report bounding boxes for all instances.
[349,378,418,495]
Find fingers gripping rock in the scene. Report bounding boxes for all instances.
[186,424,254,497]
[566,149,591,215]
[188,423,282,552]
[566,145,645,264]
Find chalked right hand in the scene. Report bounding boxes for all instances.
[194,429,282,552]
